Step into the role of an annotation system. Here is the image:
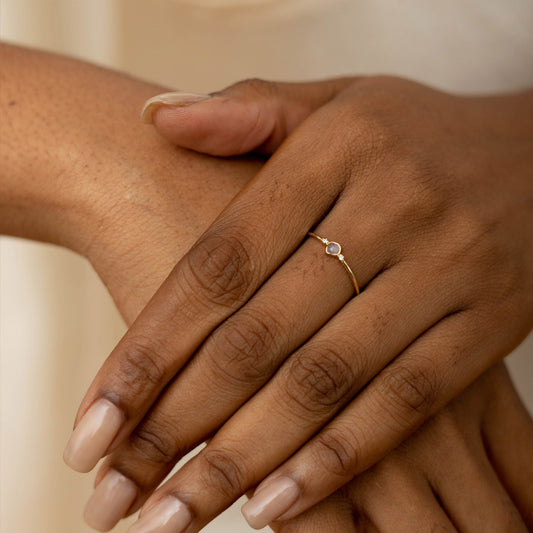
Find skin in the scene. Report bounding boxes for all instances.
[1,43,532,532]
[76,76,533,527]
[271,363,533,532]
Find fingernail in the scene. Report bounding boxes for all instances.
[84,469,138,531]
[128,496,192,533]
[241,476,300,530]
[141,91,211,123]
[63,398,124,473]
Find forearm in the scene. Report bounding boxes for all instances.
[0,42,134,248]
[0,43,261,322]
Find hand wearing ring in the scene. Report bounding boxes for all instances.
[65,76,533,531]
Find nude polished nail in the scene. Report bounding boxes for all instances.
[84,469,137,531]
[63,398,124,473]
[241,476,300,529]
[128,496,192,533]
[141,91,211,123]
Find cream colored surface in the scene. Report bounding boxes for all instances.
[1,1,532,532]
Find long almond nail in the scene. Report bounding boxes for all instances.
[63,398,124,473]
[128,496,192,533]
[141,91,211,123]
[241,476,300,530]
[84,469,137,531]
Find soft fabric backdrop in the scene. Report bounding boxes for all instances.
[1,1,532,532]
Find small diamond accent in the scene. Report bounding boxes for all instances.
[338,254,344,261]
[322,238,328,244]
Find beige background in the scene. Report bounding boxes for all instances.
[1,1,532,532]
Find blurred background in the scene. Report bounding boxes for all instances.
[1,1,532,532]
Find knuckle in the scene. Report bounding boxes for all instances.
[449,208,513,278]
[340,101,395,163]
[201,447,248,499]
[369,159,451,245]
[232,78,275,97]
[449,206,496,258]
[322,109,396,189]
[442,207,526,309]
[413,407,471,461]
[285,344,355,418]
[393,162,448,223]
[115,336,168,396]
[313,427,360,478]
[184,233,254,310]
[368,452,405,479]
[128,418,179,465]
[380,363,437,422]
[209,307,284,384]
[358,110,394,154]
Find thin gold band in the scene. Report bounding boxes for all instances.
[307,232,361,295]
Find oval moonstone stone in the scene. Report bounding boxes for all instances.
[326,242,341,255]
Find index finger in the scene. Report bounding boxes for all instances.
[63,96,364,473]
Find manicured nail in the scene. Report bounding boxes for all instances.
[63,398,124,473]
[84,469,138,531]
[128,496,192,533]
[241,476,300,530]
[141,91,211,123]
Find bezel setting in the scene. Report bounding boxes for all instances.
[325,241,342,256]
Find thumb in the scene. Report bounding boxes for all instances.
[141,78,354,156]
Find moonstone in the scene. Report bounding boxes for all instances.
[326,242,341,255]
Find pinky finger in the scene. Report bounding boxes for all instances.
[242,310,492,529]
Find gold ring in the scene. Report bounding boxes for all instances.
[307,232,360,295]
